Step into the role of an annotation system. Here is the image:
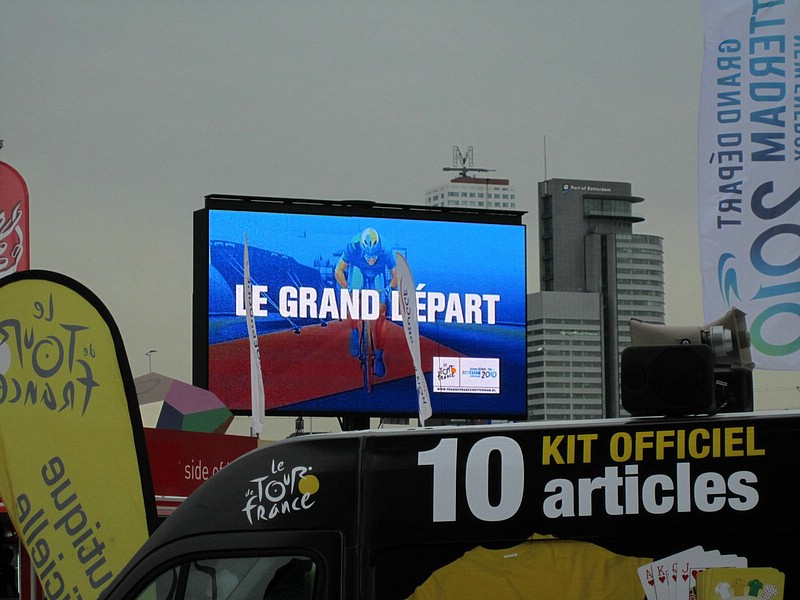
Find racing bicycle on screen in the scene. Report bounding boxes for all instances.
[357,316,376,393]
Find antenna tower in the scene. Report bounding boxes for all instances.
[443,146,496,178]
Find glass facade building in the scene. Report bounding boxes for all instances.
[528,179,665,420]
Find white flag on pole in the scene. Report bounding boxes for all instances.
[698,0,800,370]
[244,233,266,436]
[395,253,433,426]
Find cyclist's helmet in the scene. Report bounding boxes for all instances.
[359,228,382,260]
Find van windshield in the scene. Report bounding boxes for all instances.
[134,554,317,600]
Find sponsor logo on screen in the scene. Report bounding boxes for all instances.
[433,356,500,394]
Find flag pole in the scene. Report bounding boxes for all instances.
[244,233,266,437]
[395,253,433,426]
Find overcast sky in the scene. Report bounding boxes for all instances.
[2,1,797,408]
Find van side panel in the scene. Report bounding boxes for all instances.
[102,436,363,599]
[362,414,800,599]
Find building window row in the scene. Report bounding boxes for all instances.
[528,326,601,336]
[617,256,663,265]
[617,277,664,285]
[625,300,664,316]
[530,318,600,326]
[583,198,635,217]
[446,200,515,208]
[615,233,663,245]
[544,372,601,379]
[528,358,596,367]
[616,247,662,256]
[448,191,515,200]
[617,288,664,297]
[617,268,664,277]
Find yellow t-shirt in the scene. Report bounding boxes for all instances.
[406,535,650,600]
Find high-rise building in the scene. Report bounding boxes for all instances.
[425,176,517,210]
[527,292,604,420]
[528,178,665,420]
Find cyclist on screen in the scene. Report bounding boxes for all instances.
[334,227,397,378]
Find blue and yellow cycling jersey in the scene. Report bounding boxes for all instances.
[340,240,396,291]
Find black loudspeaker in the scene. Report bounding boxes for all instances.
[621,344,716,416]
[714,367,754,413]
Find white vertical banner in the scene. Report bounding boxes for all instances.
[698,0,800,370]
[395,253,433,426]
[244,234,266,435]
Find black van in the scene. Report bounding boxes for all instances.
[101,411,799,599]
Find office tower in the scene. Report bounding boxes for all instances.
[528,178,665,420]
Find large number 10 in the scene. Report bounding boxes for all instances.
[418,436,524,523]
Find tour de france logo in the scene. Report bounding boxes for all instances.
[242,458,320,524]
[437,362,457,381]
[0,292,100,415]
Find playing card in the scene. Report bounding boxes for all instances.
[678,550,720,600]
[668,548,712,600]
[638,546,706,600]
[686,552,747,599]
[639,559,658,600]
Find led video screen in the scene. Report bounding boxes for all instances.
[193,197,526,418]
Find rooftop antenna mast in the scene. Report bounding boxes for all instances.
[443,145,496,178]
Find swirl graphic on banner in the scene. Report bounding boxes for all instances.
[0,161,30,278]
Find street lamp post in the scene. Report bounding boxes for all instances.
[145,349,157,374]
